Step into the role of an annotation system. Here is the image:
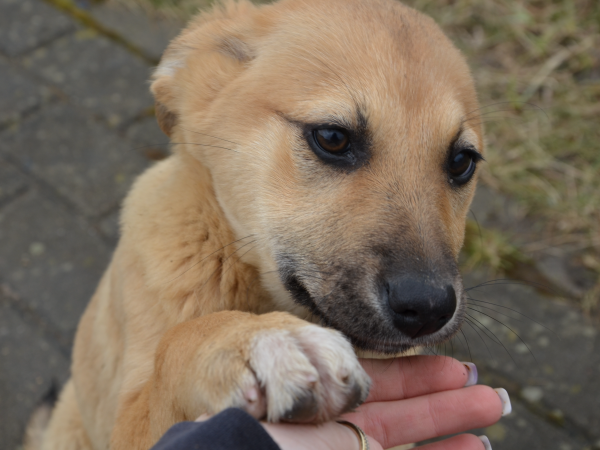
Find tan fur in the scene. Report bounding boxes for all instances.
[33,0,484,449]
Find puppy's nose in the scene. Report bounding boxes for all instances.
[386,278,457,338]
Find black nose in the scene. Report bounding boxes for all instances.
[386,277,457,339]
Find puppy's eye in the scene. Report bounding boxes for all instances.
[314,128,350,153]
[448,151,478,185]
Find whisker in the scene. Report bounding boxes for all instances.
[382,356,396,374]
[195,238,260,295]
[467,297,557,336]
[296,267,334,280]
[166,234,256,284]
[299,273,329,282]
[465,313,505,348]
[464,317,494,360]
[245,269,279,309]
[463,100,548,121]
[462,116,544,128]
[169,141,241,154]
[466,278,559,296]
[459,328,473,363]
[467,305,524,323]
[463,100,523,118]
[220,242,266,301]
[135,141,243,154]
[469,208,483,250]
[424,345,438,358]
[468,309,537,362]
[178,126,242,147]
[464,108,529,120]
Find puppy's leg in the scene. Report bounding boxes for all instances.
[40,380,93,450]
[111,311,370,450]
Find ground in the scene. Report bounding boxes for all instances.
[0,1,598,449]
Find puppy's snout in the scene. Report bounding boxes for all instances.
[386,278,457,339]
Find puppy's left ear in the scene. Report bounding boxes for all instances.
[150,0,265,137]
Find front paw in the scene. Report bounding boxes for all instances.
[238,324,371,423]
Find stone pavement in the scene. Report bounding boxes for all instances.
[0,1,597,450]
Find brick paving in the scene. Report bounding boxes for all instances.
[0,1,597,450]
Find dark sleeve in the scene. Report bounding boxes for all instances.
[149,408,282,450]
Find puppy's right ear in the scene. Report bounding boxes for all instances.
[150,0,263,137]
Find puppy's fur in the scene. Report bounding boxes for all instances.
[35,0,484,449]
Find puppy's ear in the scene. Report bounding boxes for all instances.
[150,0,262,137]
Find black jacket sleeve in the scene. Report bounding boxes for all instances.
[150,408,282,450]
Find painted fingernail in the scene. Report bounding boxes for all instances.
[461,362,478,387]
[494,388,512,416]
[478,435,492,450]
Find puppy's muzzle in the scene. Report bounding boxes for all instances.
[385,276,457,339]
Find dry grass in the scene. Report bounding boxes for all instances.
[409,0,600,310]
[112,0,600,307]
[411,0,600,246]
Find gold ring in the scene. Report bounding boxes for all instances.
[337,420,370,450]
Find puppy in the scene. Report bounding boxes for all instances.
[36,0,484,449]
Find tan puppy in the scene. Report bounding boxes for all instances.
[35,0,484,449]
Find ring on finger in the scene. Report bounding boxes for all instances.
[337,420,370,450]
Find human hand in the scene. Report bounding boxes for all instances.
[342,355,509,449]
[261,356,508,450]
[197,356,509,450]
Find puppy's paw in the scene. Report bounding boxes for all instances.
[237,325,371,423]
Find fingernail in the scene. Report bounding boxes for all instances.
[462,362,478,387]
[494,388,512,416]
[478,435,492,450]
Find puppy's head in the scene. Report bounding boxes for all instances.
[152,0,484,354]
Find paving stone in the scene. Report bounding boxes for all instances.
[0,189,110,337]
[470,184,593,309]
[452,269,600,442]
[89,2,182,61]
[125,115,170,161]
[535,250,597,298]
[0,0,76,57]
[0,296,69,450]
[0,103,149,217]
[22,31,153,126]
[0,158,28,205]
[0,58,51,128]
[446,399,587,450]
[496,401,590,450]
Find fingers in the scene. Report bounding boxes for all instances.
[417,434,490,450]
[343,385,505,449]
[262,421,384,450]
[359,356,475,402]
